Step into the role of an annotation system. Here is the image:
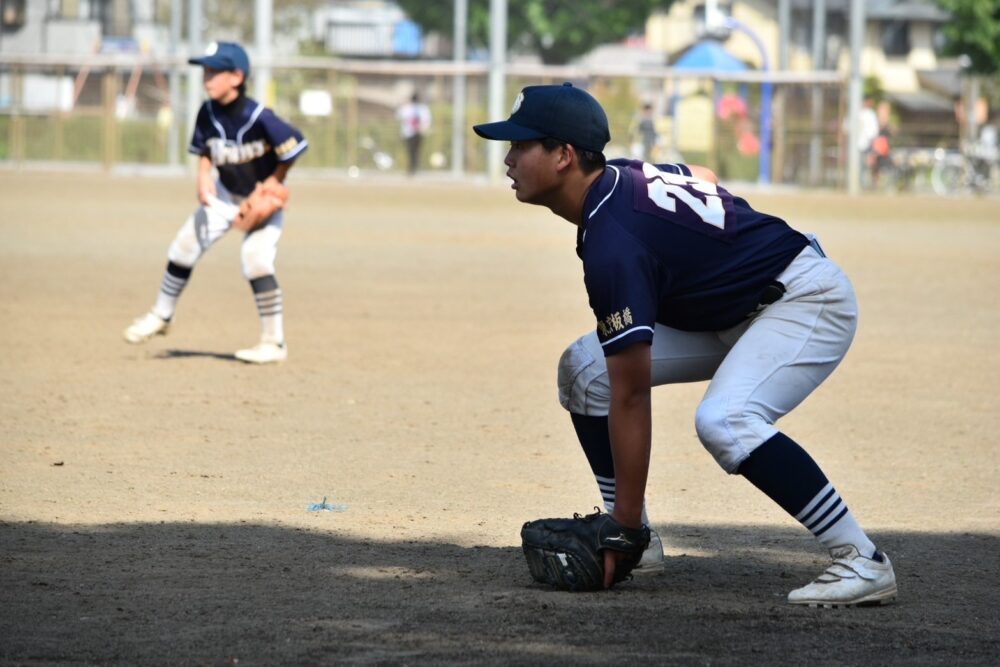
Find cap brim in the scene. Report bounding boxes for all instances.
[188,55,234,70]
[473,120,547,142]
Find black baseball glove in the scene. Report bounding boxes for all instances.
[520,509,650,592]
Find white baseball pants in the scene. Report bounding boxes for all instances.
[557,244,858,473]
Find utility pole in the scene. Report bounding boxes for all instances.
[452,0,468,176]
[168,0,181,167]
[773,0,790,184]
[808,0,826,186]
[487,0,507,183]
[186,0,203,171]
[254,0,273,105]
[846,0,865,195]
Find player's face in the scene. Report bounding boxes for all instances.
[504,140,563,205]
[202,67,243,104]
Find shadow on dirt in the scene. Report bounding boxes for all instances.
[156,349,240,363]
[1,521,996,665]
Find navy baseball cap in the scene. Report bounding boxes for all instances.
[189,41,250,78]
[473,83,610,153]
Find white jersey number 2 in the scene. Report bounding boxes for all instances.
[641,162,725,230]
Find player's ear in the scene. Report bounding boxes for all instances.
[554,143,576,172]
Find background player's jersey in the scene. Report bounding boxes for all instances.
[188,96,308,197]
[578,159,808,354]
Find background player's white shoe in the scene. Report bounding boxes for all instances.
[123,312,169,344]
[633,528,665,574]
[235,341,287,364]
[788,545,896,607]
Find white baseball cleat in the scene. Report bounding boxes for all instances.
[788,545,897,608]
[123,312,169,344]
[633,528,665,574]
[235,341,288,364]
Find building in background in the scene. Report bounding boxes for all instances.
[312,1,423,58]
[645,0,958,146]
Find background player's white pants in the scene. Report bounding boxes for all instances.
[166,181,284,279]
[557,246,858,473]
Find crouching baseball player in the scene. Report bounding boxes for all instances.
[123,41,307,364]
[475,83,897,606]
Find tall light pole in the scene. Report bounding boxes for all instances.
[168,0,181,167]
[487,0,507,183]
[846,0,865,195]
[808,0,826,186]
[452,0,468,176]
[186,0,203,170]
[254,0,273,105]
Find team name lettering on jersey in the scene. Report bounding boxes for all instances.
[596,307,634,337]
[206,137,270,166]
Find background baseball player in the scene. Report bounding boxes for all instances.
[123,41,307,364]
[475,83,897,605]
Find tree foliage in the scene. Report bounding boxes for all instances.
[936,0,1000,74]
[395,0,672,65]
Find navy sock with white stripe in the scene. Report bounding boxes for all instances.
[738,432,877,557]
[570,413,649,525]
[250,274,284,344]
[152,261,192,321]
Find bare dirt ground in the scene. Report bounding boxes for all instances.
[1,170,998,665]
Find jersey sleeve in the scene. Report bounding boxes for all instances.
[260,109,308,162]
[187,104,212,156]
[583,228,660,356]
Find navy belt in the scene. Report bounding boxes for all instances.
[759,281,786,306]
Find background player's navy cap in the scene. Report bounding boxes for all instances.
[473,83,610,153]
[189,41,251,77]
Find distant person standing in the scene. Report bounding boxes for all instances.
[397,92,432,175]
[629,102,659,162]
[870,100,894,188]
[857,98,880,187]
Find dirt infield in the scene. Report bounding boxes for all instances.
[1,170,998,665]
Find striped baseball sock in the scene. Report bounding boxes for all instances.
[250,275,284,344]
[571,413,650,525]
[738,432,878,558]
[152,261,192,320]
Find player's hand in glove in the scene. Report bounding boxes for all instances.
[233,177,289,231]
[520,509,650,592]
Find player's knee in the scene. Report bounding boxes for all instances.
[241,242,276,279]
[167,217,202,266]
[695,397,755,474]
[557,336,610,415]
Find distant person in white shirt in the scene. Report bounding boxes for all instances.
[397,93,432,176]
[854,98,880,188]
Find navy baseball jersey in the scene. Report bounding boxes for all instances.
[188,95,308,197]
[578,159,808,354]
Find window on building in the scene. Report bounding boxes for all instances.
[1,0,27,31]
[880,20,910,57]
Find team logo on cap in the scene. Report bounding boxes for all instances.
[511,92,524,114]
[205,41,219,55]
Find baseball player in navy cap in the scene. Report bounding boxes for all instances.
[475,83,897,606]
[123,41,308,363]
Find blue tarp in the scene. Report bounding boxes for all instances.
[673,40,748,72]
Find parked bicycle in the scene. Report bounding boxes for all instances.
[929,125,999,196]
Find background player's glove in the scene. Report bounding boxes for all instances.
[520,509,650,592]
[233,178,289,231]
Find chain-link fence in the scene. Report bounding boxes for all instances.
[0,53,964,188]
